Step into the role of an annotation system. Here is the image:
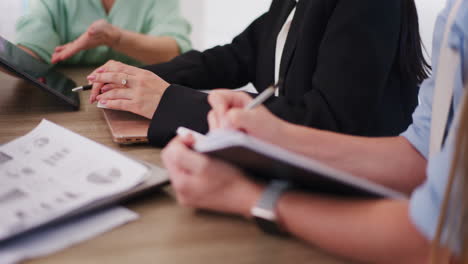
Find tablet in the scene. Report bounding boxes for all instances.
[0,36,79,109]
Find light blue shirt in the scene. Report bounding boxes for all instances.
[402,0,467,250]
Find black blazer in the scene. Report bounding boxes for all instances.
[145,0,419,147]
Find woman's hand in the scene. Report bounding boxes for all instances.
[51,19,121,64]
[207,90,291,143]
[87,60,170,119]
[161,135,264,217]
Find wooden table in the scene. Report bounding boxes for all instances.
[0,68,352,264]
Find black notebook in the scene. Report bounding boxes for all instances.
[192,130,406,199]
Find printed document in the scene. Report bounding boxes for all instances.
[0,120,148,241]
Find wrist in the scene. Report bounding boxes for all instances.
[241,182,265,219]
[277,121,300,148]
[109,26,123,48]
[249,180,291,236]
[275,192,295,233]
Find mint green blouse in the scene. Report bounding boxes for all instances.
[15,0,192,65]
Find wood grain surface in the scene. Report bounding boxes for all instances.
[0,68,353,264]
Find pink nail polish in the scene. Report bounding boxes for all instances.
[87,75,96,81]
[97,68,105,73]
[100,100,107,105]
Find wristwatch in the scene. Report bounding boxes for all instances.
[251,180,291,236]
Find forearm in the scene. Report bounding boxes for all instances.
[277,192,430,264]
[279,124,427,194]
[113,29,180,64]
[18,45,41,61]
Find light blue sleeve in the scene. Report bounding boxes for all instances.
[408,0,468,255]
[409,105,465,254]
[409,138,452,242]
[401,7,450,159]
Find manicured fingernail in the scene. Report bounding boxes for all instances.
[87,75,96,81]
[100,100,107,104]
[97,68,105,73]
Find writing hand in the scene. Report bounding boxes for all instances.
[207,90,288,143]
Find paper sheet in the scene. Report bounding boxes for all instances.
[0,119,148,241]
[0,206,138,264]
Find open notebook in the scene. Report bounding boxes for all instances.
[0,120,168,242]
[191,129,407,199]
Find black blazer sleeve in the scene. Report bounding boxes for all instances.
[146,10,271,147]
[143,12,269,90]
[147,0,405,147]
[267,0,402,136]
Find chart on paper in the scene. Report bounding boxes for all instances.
[0,120,148,241]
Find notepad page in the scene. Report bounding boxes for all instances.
[0,119,148,241]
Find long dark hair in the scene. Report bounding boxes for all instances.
[400,0,431,84]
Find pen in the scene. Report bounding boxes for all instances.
[71,84,93,92]
[175,84,279,142]
[244,83,279,110]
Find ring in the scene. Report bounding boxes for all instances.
[121,76,128,86]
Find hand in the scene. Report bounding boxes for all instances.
[51,19,121,64]
[87,60,170,119]
[161,135,264,217]
[207,90,290,143]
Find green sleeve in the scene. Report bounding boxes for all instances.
[145,0,192,54]
[15,0,61,64]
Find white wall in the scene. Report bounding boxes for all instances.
[0,1,24,42]
[180,0,270,50]
[0,0,447,58]
[415,0,446,58]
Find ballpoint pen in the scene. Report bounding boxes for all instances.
[244,83,279,110]
[71,84,93,92]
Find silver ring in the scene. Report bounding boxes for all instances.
[121,76,128,86]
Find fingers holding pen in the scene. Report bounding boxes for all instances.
[88,73,133,103]
[96,88,133,102]
[90,82,104,103]
[88,66,106,103]
[100,83,122,93]
[87,60,137,103]
[87,72,135,87]
[207,90,254,130]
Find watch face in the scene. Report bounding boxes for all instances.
[251,207,276,222]
[251,180,291,236]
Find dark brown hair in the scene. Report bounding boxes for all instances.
[400,0,431,84]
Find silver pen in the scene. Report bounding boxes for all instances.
[71,84,93,92]
[244,83,279,110]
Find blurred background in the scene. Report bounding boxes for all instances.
[0,0,445,60]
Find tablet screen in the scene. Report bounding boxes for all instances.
[0,36,79,109]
